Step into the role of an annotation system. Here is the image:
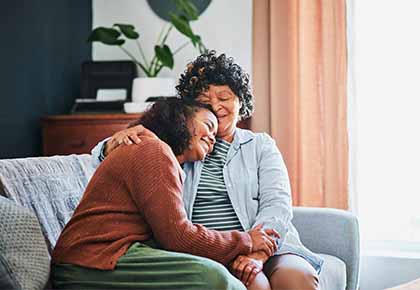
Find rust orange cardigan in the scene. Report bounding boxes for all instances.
[52,137,252,270]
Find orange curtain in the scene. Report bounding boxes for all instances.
[252,0,348,209]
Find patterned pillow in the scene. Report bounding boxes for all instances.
[0,196,50,290]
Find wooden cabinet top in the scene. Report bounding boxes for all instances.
[41,114,141,122]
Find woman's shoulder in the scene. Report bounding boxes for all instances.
[235,128,275,146]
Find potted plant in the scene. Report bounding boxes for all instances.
[88,0,207,110]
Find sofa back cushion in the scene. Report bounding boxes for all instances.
[0,196,50,290]
[0,154,94,254]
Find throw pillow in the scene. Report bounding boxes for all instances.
[0,196,50,290]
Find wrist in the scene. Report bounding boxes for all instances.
[247,233,253,254]
[100,142,108,159]
[248,251,270,263]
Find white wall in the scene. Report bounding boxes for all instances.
[92,0,252,79]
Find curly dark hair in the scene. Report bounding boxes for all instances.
[130,99,213,156]
[176,50,254,119]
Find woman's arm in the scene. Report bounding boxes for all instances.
[90,138,109,168]
[90,125,155,168]
[122,140,275,266]
[253,133,293,248]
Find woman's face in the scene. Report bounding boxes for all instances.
[183,108,218,162]
[196,85,240,143]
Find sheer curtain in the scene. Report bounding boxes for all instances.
[252,0,348,209]
[350,0,420,251]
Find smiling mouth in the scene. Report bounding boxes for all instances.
[201,138,212,153]
[217,114,228,120]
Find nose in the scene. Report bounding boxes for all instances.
[209,99,222,113]
[208,132,216,145]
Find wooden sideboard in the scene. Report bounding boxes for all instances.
[41,114,251,156]
[41,114,141,156]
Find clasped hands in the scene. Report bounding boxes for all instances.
[232,224,280,286]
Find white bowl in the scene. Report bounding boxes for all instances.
[124,102,152,114]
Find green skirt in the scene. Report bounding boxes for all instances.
[51,241,245,290]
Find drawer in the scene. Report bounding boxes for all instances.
[42,122,133,156]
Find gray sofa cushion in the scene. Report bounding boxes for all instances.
[292,207,360,290]
[0,154,94,254]
[319,253,347,290]
[0,196,50,290]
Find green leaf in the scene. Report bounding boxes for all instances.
[155,45,174,69]
[114,23,139,39]
[175,0,199,20]
[191,35,201,46]
[170,13,195,39]
[88,27,124,45]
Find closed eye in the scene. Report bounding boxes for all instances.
[205,121,214,131]
[217,91,234,100]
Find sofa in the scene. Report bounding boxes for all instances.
[0,154,360,290]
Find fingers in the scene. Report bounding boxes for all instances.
[231,256,247,282]
[266,235,278,253]
[259,235,275,256]
[105,126,147,156]
[127,132,142,144]
[250,235,271,256]
[123,136,133,145]
[246,268,261,286]
[230,256,241,273]
[242,264,256,285]
[236,260,247,281]
[260,241,272,257]
[230,256,264,287]
[264,228,281,239]
[249,225,279,256]
[118,128,143,145]
[257,226,279,253]
[237,261,261,287]
[235,259,251,283]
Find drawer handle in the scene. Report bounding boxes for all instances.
[70,140,86,148]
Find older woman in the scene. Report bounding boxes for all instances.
[93,51,324,290]
[52,99,278,290]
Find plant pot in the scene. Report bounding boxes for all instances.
[131,77,176,103]
[125,77,176,113]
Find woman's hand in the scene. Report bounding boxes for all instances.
[248,224,280,257]
[247,250,270,264]
[230,255,263,286]
[103,125,157,156]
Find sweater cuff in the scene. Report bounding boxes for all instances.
[99,142,106,162]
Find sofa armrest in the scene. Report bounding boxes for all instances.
[292,206,360,290]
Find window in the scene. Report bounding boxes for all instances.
[349,0,420,253]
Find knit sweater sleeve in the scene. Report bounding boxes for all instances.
[124,139,252,265]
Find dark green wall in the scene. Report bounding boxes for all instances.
[0,1,92,158]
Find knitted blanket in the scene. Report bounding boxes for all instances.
[0,154,94,253]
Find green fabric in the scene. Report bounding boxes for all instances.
[52,242,245,290]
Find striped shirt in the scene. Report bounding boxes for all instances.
[191,139,244,231]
